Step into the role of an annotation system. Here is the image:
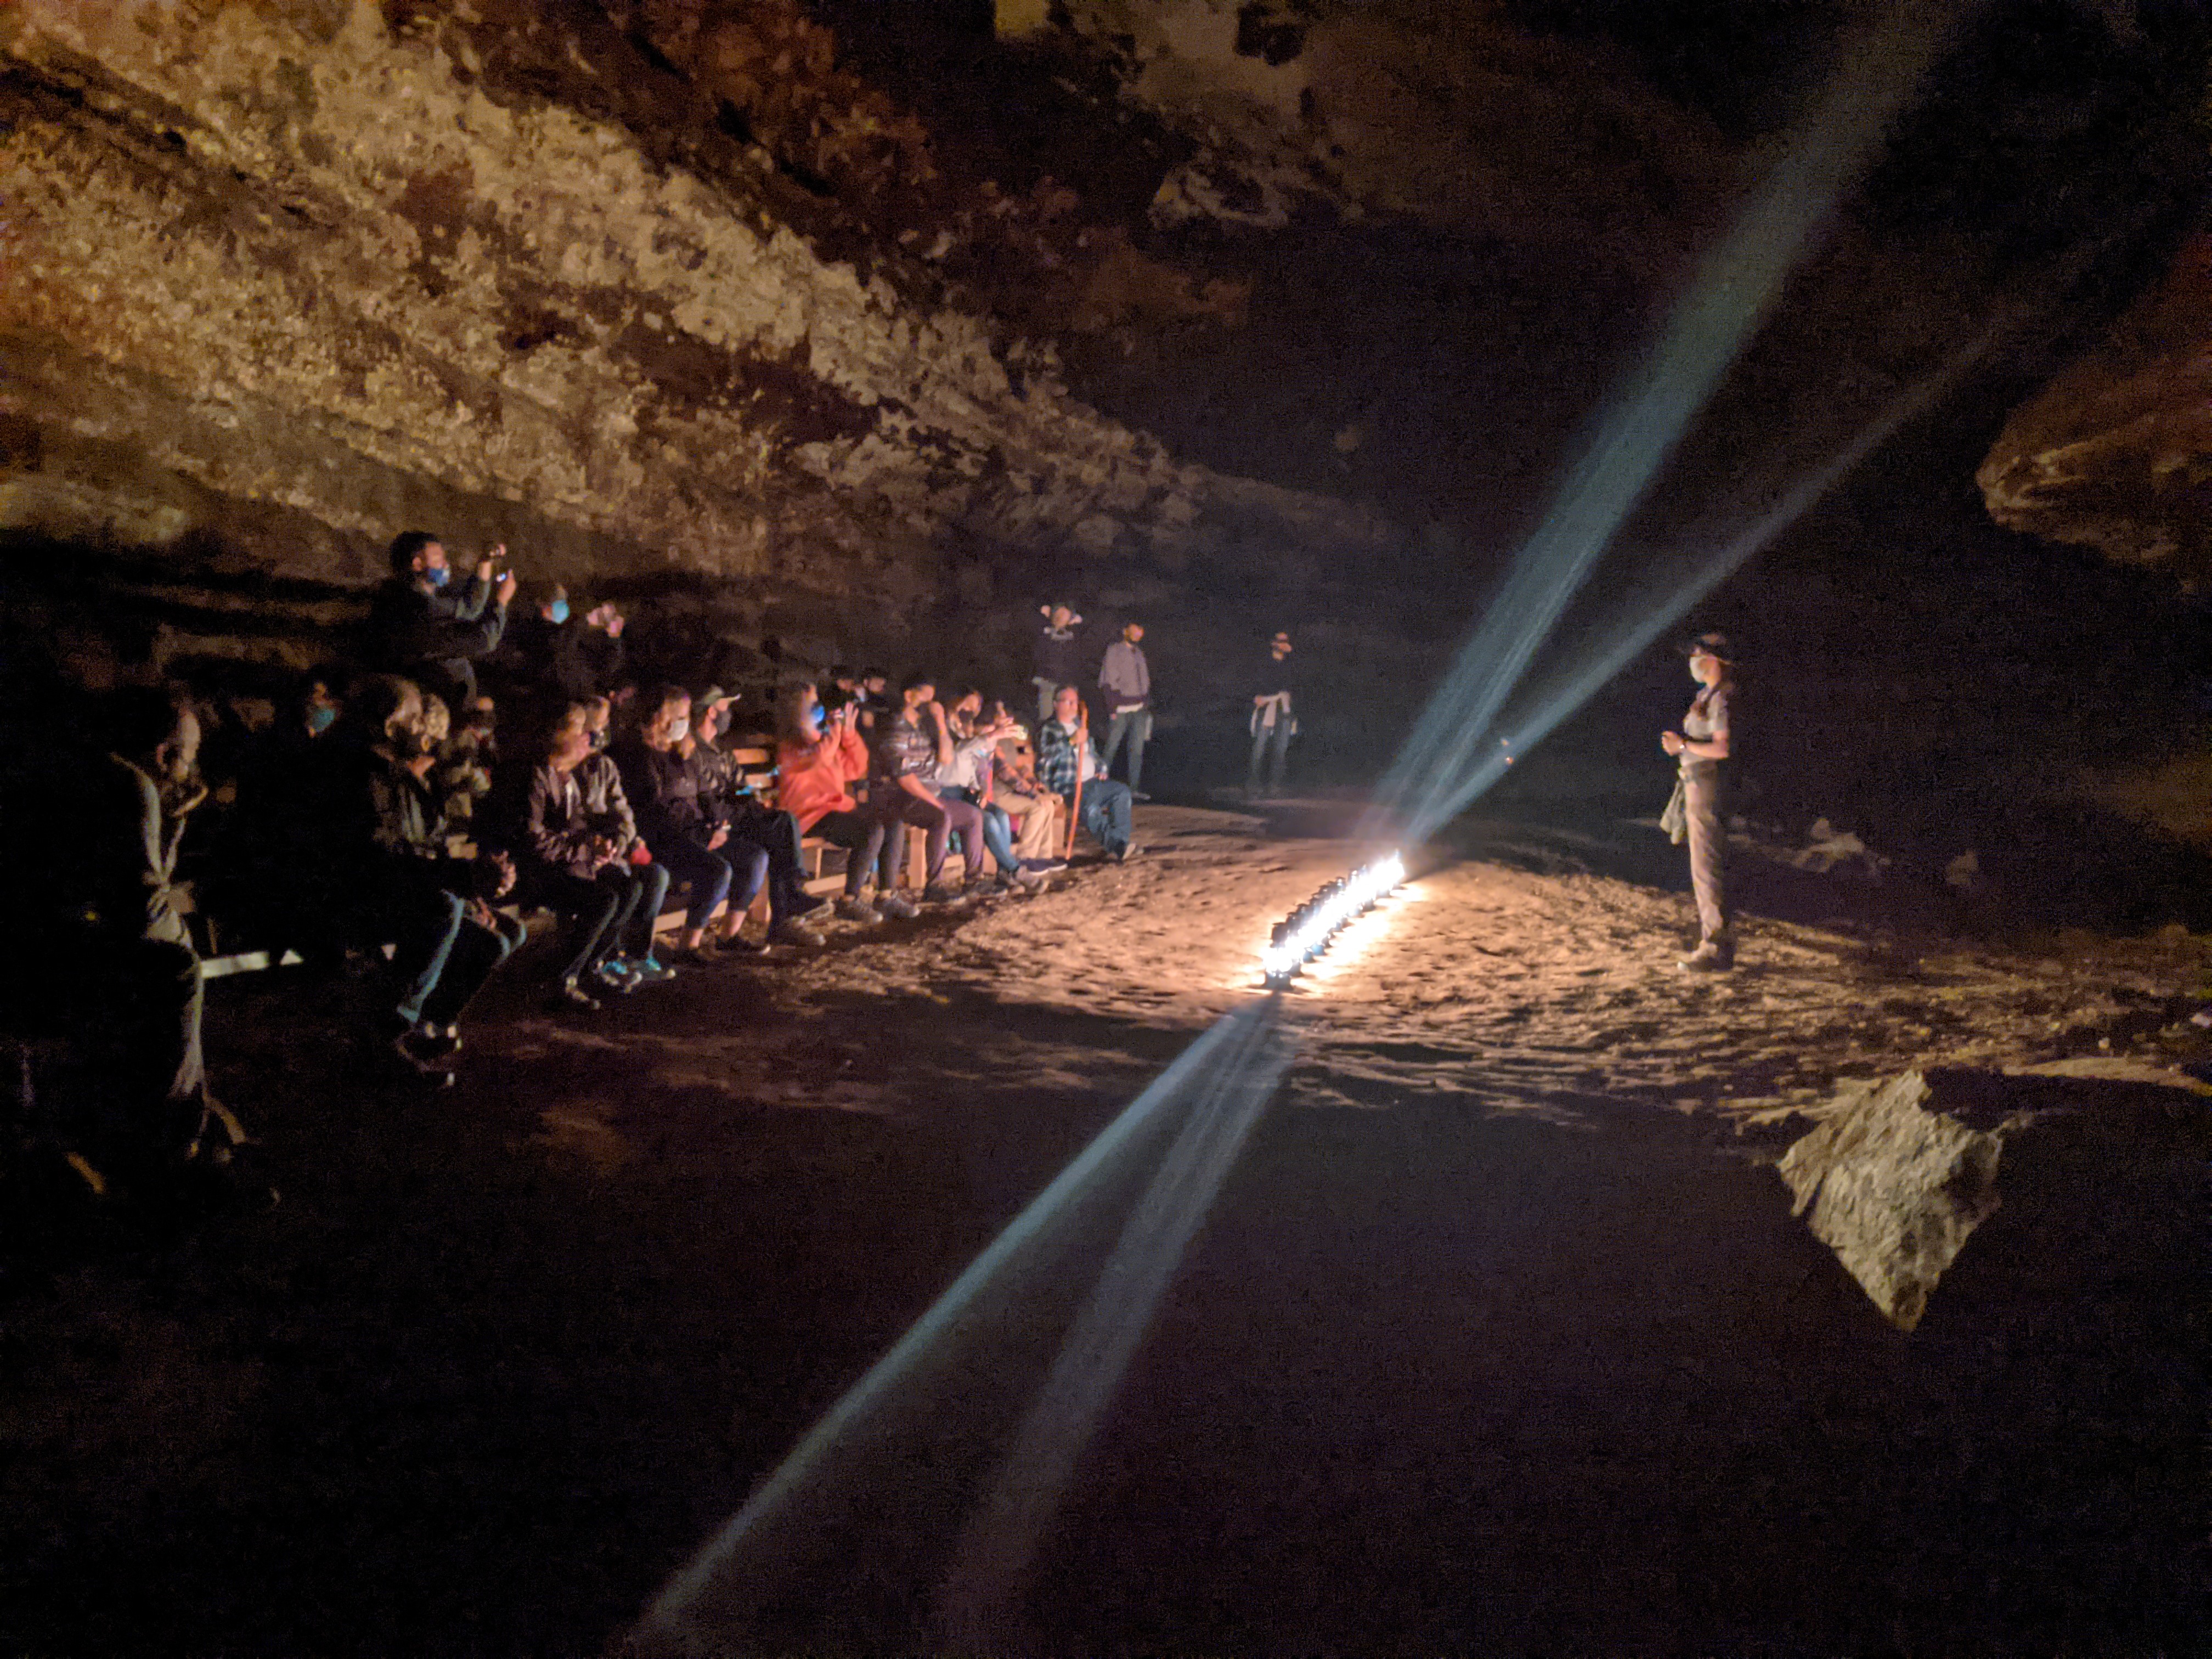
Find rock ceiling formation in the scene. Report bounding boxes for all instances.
[0,0,2203,631]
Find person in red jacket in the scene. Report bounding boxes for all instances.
[774,682,910,922]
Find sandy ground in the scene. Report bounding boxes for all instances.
[4,802,2205,1655]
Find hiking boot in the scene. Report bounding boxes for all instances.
[877,891,919,921]
[768,919,826,948]
[834,894,882,924]
[1678,940,1735,972]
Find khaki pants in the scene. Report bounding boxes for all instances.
[995,789,1064,859]
[1683,772,1729,946]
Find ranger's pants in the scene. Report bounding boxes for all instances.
[1683,772,1730,945]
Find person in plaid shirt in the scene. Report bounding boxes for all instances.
[1037,684,1136,862]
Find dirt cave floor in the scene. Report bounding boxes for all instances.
[4,803,2205,1656]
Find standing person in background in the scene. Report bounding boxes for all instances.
[1097,620,1153,800]
[1248,629,1300,799]
[558,600,628,703]
[1660,633,1737,972]
[366,531,517,705]
[1032,603,1084,724]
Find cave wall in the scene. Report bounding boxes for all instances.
[1979,232,2212,582]
[0,0,1390,622]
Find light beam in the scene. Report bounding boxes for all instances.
[1380,0,1966,843]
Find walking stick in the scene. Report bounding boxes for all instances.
[1065,701,1086,860]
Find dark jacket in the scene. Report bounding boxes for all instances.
[1034,624,1084,690]
[552,625,625,702]
[516,753,639,879]
[613,737,709,848]
[366,574,507,699]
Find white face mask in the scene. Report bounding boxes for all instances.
[665,714,690,744]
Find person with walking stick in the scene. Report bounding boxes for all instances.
[1037,685,1136,862]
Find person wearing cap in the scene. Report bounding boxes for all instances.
[1032,603,1085,724]
[1660,633,1737,970]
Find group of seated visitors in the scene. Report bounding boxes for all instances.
[27,529,1153,1201]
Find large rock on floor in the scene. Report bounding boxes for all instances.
[1778,1071,2004,1330]
[1778,1062,2211,1332]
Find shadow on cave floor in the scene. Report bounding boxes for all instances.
[3,941,2199,1657]
[663,1077,2202,1657]
[0,973,1203,1658]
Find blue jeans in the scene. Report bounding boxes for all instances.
[1071,778,1133,855]
[1248,718,1292,795]
[940,786,1020,874]
[394,887,517,1028]
[541,862,672,981]
[654,831,764,933]
[1102,707,1151,793]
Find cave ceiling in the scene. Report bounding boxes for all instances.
[0,0,2202,619]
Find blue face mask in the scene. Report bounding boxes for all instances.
[805,704,825,734]
[306,704,337,735]
[546,599,570,624]
[424,564,450,590]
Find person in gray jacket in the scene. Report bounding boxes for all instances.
[1097,620,1153,799]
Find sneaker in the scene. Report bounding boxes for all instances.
[834,895,882,924]
[720,928,772,955]
[552,976,602,1012]
[768,919,826,948]
[595,958,641,994]
[921,878,966,905]
[786,890,830,918]
[1009,865,1048,889]
[1021,857,1066,873]
[1114,843,1142,864]
[877,891,919,921]
[1132,790,1152,803]
[679,938,720,966]
[1678,940,1735,972]
[625,952,678,984]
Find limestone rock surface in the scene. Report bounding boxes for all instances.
[1778,1070,2004,1331]
[1979,234,2212,580]
[0,0,1386,599]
